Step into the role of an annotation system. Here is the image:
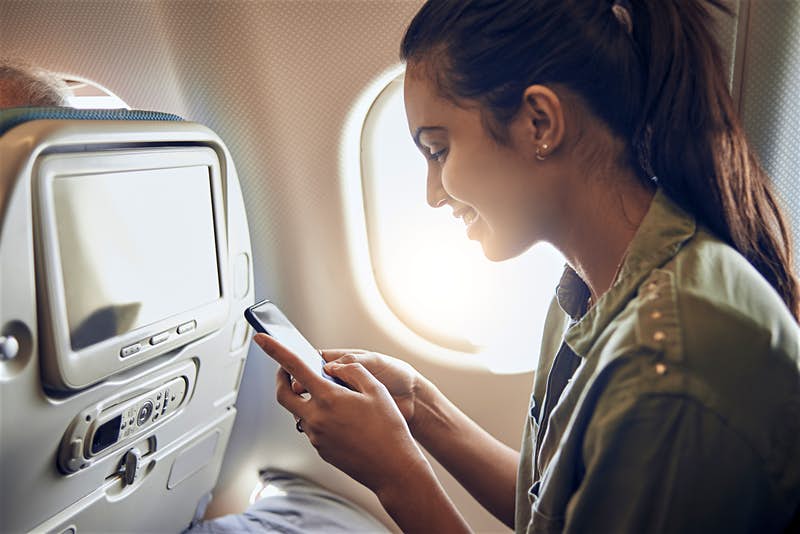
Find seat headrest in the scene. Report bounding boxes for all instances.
[0,106,183,137]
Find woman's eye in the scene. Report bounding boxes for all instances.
[429,148,448,163]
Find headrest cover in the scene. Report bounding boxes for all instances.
[0,107,183,137]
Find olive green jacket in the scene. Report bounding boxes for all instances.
[515,189,800,533]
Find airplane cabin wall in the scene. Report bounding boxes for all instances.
[737,0,800,258]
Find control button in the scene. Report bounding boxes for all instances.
[177,320,196,335]
[137,401,154,426]
[70,438,83,459]
[150,331,170,346]
[120,343,142,358]
[155,403,161,410]
[0,335,20,361]
[157,392,162,400]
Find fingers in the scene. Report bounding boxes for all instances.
[255,333,327,394]
[291,378,307,394]
[320,350,340,363]
[323,362,381,394]
[275,367,310,417]
[320,349,363,364]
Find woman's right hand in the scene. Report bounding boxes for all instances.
[295,349,425,432]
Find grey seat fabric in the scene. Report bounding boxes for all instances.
[0,106,182,136]
[185,469,389,534]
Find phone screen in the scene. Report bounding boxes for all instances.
[245,300,336,384]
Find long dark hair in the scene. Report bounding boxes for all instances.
[401,0,800,319]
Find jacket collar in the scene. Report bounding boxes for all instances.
[556,188,697,357]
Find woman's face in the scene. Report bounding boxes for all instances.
[403,68,564,261]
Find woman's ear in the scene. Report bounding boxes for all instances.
[519,85,566,160]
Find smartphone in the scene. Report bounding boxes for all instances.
[244,299,342,386]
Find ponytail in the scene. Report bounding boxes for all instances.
[401,0,800,319]
[629,0,799,318]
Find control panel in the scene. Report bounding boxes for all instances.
[58,365,194,475]
[89,377,187,456]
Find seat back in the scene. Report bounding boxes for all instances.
[0,107,254,532]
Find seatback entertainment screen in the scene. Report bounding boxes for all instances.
[52,165,221,351]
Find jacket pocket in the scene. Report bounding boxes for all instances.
[527,483,565,534]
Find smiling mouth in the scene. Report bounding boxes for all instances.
[454,208,478,227]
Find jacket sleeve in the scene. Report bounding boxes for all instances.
[563,393,775,533]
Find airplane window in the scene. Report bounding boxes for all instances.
[64,78,129,109]
[359,73,565,373]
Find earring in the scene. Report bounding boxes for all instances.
[536,143,549,161]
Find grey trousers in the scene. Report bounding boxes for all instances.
[185,469,390,534]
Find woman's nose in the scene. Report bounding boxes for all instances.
[426,167,448,208]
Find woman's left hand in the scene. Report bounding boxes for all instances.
[254,333,429,495]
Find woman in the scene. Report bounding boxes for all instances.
[256,0,800,532]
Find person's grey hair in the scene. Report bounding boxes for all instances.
[0,59,71,107]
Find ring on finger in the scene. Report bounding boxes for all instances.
[295,418,304,433]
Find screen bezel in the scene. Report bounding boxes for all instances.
[36,147,229,390]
